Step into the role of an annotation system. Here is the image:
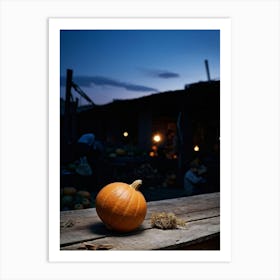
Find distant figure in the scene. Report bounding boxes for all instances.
[76,133,96,158]
[184,158,207,195]
[75,133,105,176]
[74,133,96,176]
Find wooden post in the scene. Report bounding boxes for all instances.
[71,97,79,143]
[64,69,73,144]
[177,110,193,185]
[204,59,211,81]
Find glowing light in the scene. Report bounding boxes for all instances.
[194,145,200,152]
[123,131,128,137]
[149,151,155,157]
[153,134,161,143]
[151,145,158,151]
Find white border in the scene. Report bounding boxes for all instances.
[1,0,279,279]
[49,18,231,262]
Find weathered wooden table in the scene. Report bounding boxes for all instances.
[60,192,220,250]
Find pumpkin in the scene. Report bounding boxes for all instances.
[74,203,84,210]
[82,198,91,208]
[95,179,147,233]
[63,187,77,196]
[62,195,73,207]
[76,190,91,199]
[115,148,126,156]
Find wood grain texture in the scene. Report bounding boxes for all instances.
[60,192,220,250]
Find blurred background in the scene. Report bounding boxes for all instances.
[59,30,220,210]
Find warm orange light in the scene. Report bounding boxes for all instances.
[123,131,128,137]
[194,145,200,152]
[153,134,161,143]
[151,145,158,151]
[149,151,155,157]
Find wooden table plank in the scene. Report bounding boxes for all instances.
[60,192,220,250]
[62,216,220,250]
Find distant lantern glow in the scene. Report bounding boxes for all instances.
[149,151,155,157]
[153,134,161,143]
[123,131,128,137]
[194,145,200,152]
[151,145,158,151]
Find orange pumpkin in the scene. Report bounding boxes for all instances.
[63,187,77,196]
[95,179,147,233]
[76,190,91,199]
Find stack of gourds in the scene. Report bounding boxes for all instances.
[61,187,92,211]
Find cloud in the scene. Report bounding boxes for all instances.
[60,75,158,92]
[157,71,180,79]
[140,68,180,79]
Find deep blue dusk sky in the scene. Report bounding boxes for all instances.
[60,30,220,105]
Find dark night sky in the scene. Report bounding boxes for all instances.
[60,30,220,105]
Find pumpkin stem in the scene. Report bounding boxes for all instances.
[130,179,142,190]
